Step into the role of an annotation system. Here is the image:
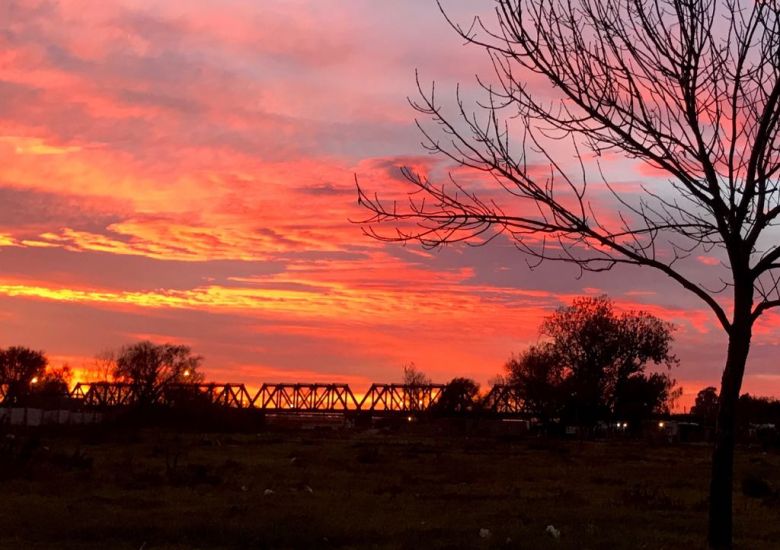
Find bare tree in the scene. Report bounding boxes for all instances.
[402,362,431,386]
[357,1,780,546]
[113,341,205,405]
[401,362,432,411]
[92,349,117,382]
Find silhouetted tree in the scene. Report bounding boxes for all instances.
[435,377,481,414]
[31,364,72,405]
[506,345,565,426]
[401,363,432,411]
[544,296,677,426]
[357,1,780,544]
[505,297,677,427]
[113,341,204,405]
[0,346,48,405]
[402,363,430,386]
[693,387,720,426]
[736,393,780,427]
[487,373,508,387]
[92,349,116,381]
[612,372,680,428]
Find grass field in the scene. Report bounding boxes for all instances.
[0,420,778,549]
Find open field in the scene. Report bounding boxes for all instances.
[0,421,778,549]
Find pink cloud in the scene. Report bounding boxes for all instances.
[697,256,721,266]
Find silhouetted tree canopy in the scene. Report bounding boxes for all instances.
[113,341,204,404]
[434,377,481,414]
[507,296,678,425]
[736,393,780,427]
[506,345,564,425]
[0,346,48,405]
[31,365,72,405]
[612,372,680,428]
[692,386,720,425]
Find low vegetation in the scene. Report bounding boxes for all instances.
[0,424,779,549]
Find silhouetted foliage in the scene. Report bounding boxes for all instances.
[736,393,780,427]
[692,387,720,426]
[612,372,680,429]
[735,394,780,449]
[113,341,204,405]
[0,346,48,405]
[30,365,72,406]
[507,296,678,426]
[546,296,678,425]
[434,377,481,414]
[506,345,565,426]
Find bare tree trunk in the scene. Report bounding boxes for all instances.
[708,305,752,549]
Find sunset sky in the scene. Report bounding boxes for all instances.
[1,0,779,409]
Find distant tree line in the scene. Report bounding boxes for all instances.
[691,386,780,429]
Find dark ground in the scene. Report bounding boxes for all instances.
[0,420,779,549]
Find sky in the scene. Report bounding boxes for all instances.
[1,0,779,410]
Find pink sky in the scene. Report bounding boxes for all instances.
[0,0,778,410]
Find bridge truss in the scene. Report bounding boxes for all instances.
[358,384,445,413]
[64,381,527,417]
[161,383,254,408]
[253,383,359,412]
[482,384,524,415]
[71,382,139,407]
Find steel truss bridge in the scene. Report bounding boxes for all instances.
[67,382,525,415]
